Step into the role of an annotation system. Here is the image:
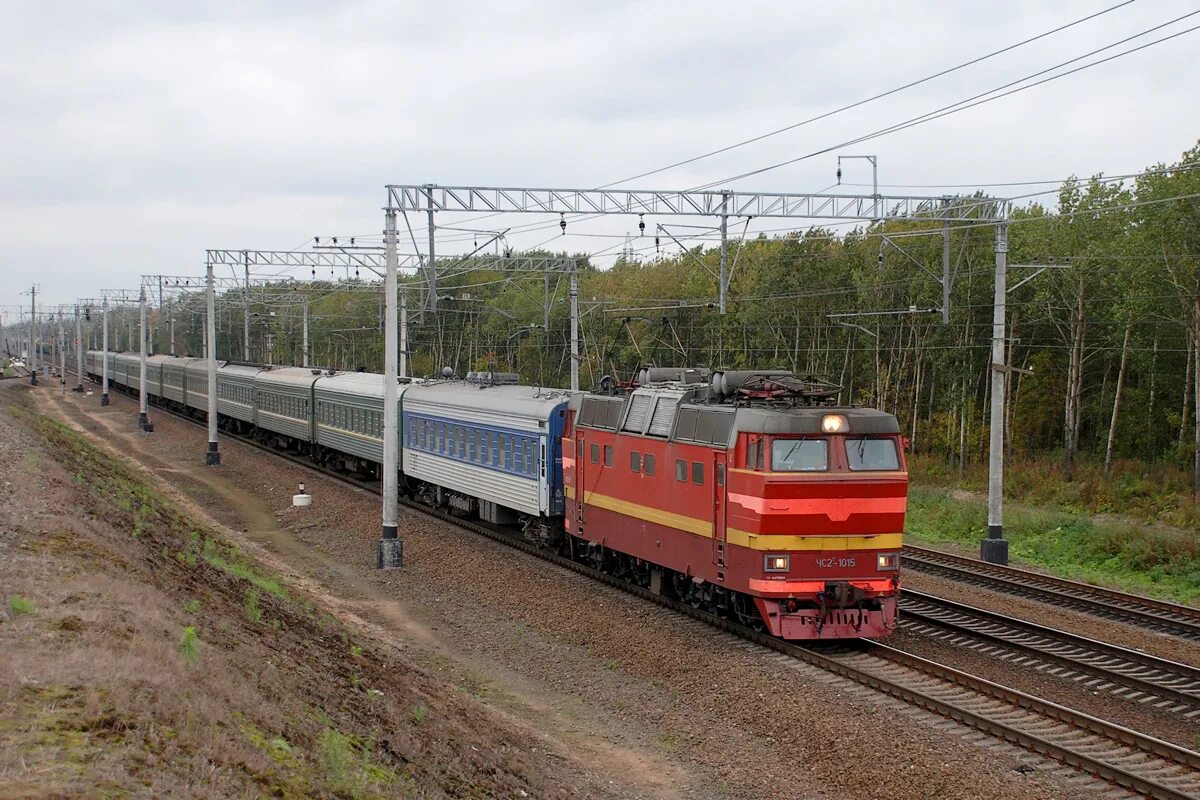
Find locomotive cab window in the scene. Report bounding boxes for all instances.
[846,438,900,471]
[771,439,828,472]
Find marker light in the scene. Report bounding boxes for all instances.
[877,553,899,571]
[821,414,848,434]
[764,554,790,572]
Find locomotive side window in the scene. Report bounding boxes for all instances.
[591,443,599,464]
[771,439,828,472]
[644,454,656,476]
[747,439,758,470]
[691,461,704,485]
[675,459,686,481]
[603,445,613,467]
[630,451,641,473]
[846,438,900,471]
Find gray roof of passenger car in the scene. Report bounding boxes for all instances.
[315,371,395,399]
[184,359,227,373]
[254,366,323,389]
[403,381,574,418]
[218,364,264,380]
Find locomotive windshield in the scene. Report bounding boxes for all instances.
[846,438,900,471]
[770,439,828,472]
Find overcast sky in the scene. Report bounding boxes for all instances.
[3,0,1199,317]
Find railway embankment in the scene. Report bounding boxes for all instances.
[0,383,636,799]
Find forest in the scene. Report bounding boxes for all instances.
[151,143,1200,510]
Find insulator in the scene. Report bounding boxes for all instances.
[655,235,660,253]
[836,167,842,184]
[332,237,338,245]
[315,237,320,244]
[350,237,355,246]
[559,213,566,236]
[638,214,645,236]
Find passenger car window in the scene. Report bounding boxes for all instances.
[846,438,900,471]
[771,439,828,472]
[691,462,704,485]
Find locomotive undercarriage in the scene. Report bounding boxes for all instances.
[562,535,768,631]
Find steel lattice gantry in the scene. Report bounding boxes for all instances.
[384,181,1014,566]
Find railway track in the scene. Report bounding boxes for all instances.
[899,589,1200,718]
[903,545,1200,642]
[61,380,1200,799]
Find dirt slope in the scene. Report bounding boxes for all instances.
[0,383,628,799]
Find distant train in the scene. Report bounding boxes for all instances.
[88,352,907,640]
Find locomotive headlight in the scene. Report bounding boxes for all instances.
[764,554,790,572]
[876,552,899,571]
[821,414,847,433]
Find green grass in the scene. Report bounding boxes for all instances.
[905,486,1200,604]
[318,727,396,799]
[243,588,263,624]
[178,625,201,665]
[909,452,1198,528]
[9,596,36,616]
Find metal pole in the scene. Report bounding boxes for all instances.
[872,157,879,222]
[942,198,951,325]
[29,286,37,385]
[981,217,1009,565]
[57,310,65,395]
[100,298,110,405]
[399,284,408,379]
[243,250,251,362]
[302,302,309,368]
[205,262,220,465]
[717,191,730,315]
[569,262,579,391]
[378,204,403,568]
[74,305,83,392]
[426,185,437,312]
[157,277,164,353]
[138,285,152,432]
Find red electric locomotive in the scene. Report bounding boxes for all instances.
[562,369,907,640]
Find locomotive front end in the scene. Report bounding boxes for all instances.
[729,409,908,640]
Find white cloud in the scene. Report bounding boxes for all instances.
[2,0,1199,309]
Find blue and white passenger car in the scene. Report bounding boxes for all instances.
[401,382,571,528]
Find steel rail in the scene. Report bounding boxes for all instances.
[899,589,1200,717]
[66,375,1200,800]
[903,545,1200,642]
